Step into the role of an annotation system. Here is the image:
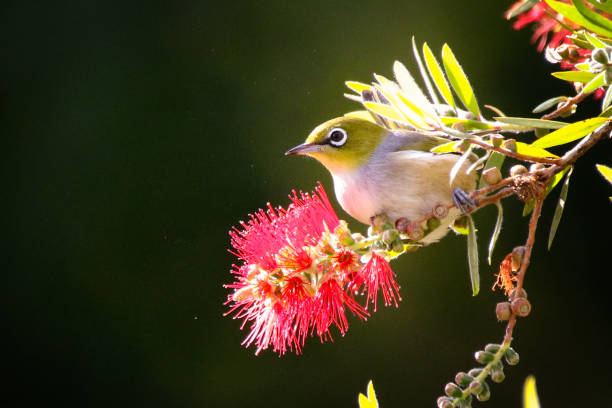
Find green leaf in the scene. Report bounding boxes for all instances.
[584,31,608,49]
[478,151,505,188]
[358,381,379,408]
[572,0,612,33]
[548,166,573,249]
[363,102,408,125]
[523,166,571,215]
[523,376,541,408]
[431,140,461,153]
[493,116,567,129]
[532,117,609,148]
[506,0,541,19]
[596,163,612,185]
[546,0,612,37]
[602,86,612,111]
[423,42,455,109]
[346,81,372,94]
[551,70,598,83]
[442,44,481,117]
[582,71,606,94]
[488,202,503,265]
[467,215,479,296]
[600,104,612,117]
[532,96,568,113]
[440,117,496,130]
[515,142,560,158]
[449,145,473,187]
[412,37,440,105]
[584,0,612,13]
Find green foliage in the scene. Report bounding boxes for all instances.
[488,202,503,265]
[523,376,541,408]
[531,117,609,148]
[492,116,567,130]
[442,44,481,117]
[358,381,379,408]
[551,70,597,83]
[548,166,574,249]
[467,215,479,296]
[423,42,456,109]
[545,0,612,37]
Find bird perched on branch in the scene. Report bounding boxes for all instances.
[286,116,477,244]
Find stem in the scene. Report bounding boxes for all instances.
[540,91,589,121]
[467,138,561,165]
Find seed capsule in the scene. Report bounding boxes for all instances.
[530,163,546,172]
[592,48,609,64]
[509,287,528,299]
[510,164,528,177]
[511,297,532,317]
[511,246,526,271]
[395,217,410,233]
[496,302,512,321]
[484,344,501,353]
[482,167,502,185]
[406,222,424,241]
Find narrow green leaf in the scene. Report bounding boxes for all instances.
[523,376,541,408]
[449,145,473,187]
[602,85,612,111]
[506,0,541,19]
[346,81,372,94]
[600,104,612,117]
[582,71,606,94]
[412,37,440,105]
[442,44,481,117]
[423,42,455,109]
[431,140,461,153]
[551,70,598,83]
[494,116,567,129]
[532,117,609,148]
[546,0,612,37]
[584,0,612,13]
[488,202,504,265]
[523,166,571,215]
[478,151,505,188]
[358,381,379,408]
[548,166,574,249]
[572,0,612,33]
[584,31,608,49]
[515,142,560,158]
[467,215,480,296]
[574,62,591,70]
[440,117,496,130]
[363,101,409,124]
[596,163,612,185]
[532,96,568,113]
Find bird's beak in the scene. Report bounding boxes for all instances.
[285,143,321,156]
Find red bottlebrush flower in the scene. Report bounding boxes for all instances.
[508,1,572,52]
[360,253,402,311]
[225,183,401,355]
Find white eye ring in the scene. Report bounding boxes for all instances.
[328,128,348,147]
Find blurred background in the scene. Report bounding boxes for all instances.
[3,1,611,407]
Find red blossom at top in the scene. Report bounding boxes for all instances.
[508,1,572,52]
[225,183,401,355]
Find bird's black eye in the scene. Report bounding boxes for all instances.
[328,128,348,147]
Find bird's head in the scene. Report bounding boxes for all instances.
[285,117,388,174]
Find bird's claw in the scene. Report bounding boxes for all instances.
[452,187,476,214]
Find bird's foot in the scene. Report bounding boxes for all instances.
[452,187,476,214]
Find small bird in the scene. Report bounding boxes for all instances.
[286,116,477,244]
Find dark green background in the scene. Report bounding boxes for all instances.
[4,1,611,407]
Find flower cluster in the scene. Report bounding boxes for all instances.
[225,183,401,355]
[507,1,572,52]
